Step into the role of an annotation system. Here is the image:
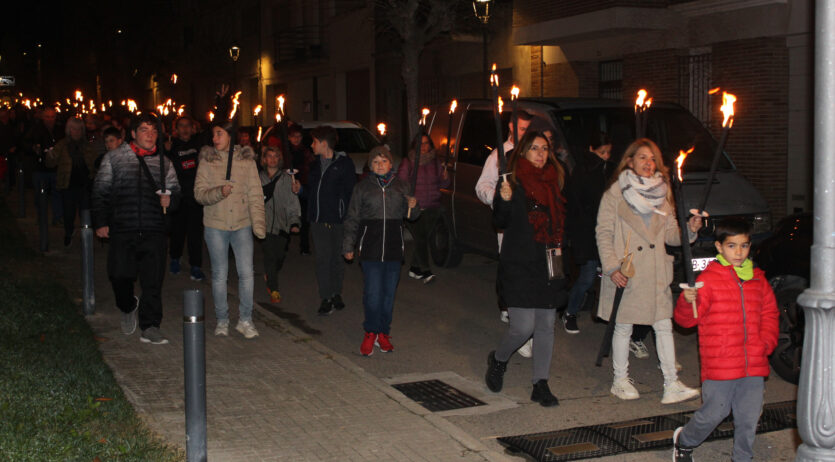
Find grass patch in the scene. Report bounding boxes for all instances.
[0,196,183,461]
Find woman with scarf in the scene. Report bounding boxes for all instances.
[46,117,97,247]
[596,138,702,404]
[396,133,450,283]
[343,146,417,356]
[484,131,568,407]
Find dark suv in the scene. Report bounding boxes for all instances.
[423,98,772,268]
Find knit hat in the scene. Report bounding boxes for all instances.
[368,145,393,168]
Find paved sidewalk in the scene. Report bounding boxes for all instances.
[10,202,507,462]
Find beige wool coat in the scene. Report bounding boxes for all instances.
[595,183,695,325]
[194,145,266,238]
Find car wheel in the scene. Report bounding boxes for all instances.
[428,212,462,268]
[768,276,806,385]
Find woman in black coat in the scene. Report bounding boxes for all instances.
[484,131,568,407]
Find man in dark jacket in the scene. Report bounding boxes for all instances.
[92,113,181,345]
[307,125,356,315]
[164,115,205,281]
[287,125,315,254]
[23,108,64,224]
[563,133,613,333]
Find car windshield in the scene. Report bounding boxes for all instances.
[302,127,380,153]
[552,107,733,173]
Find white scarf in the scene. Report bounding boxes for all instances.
[618,169,668,216]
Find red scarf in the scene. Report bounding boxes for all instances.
[515,157,565,245]
[130,142,157,157]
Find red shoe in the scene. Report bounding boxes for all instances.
[360,332,377,356]
[375,333,394,353]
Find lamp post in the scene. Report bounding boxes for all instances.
[472,0,493,98]
[229,44,240,89]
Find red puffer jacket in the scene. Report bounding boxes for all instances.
[674,260,779,382]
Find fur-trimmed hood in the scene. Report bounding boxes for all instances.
[199,144,256,162]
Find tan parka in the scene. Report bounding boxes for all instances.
[194,145,266,238]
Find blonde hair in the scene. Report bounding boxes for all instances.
[610,138,673,205]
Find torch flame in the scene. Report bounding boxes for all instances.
[510,86,520,100]
[165,98,173,107]
[675,146,695,182]
[449,99,457,114]
[635,89,648,109]
[720,92,736,128]
[377,123,387,136]
[276,113,282,123]
[490,63,499,87]
[708,87,721,95]
[253,104,262,116]
[101,103,106,112]
[75,90,83,102]
[498,96,504,114]
[229,91,242,119]
[127,99,137,113]
[156,104,164,114]
[420,108,430,125]
[171,73,178,84]
[256,126,263,142]
[277,95,285,114]
[177,105,185,117]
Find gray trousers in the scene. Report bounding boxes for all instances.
[311,222,345,300]
[678,376,764,462]
[495,307,556,383]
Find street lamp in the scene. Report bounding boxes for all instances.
[472,0,493,97]
[229,44,240,89]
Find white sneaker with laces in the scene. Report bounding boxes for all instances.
[215,320,229,337]
[662,380,700,404]
[236,320,259,339]
[611,377,640,400]
[517,338,533,358]
[500,311,509,323]
[629,339,650,359]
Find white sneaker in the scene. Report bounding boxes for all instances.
[517,338,533,358]
[611,377,640,400]
[629,339,650,359]
[500,311,509,323]
[214,320,229,337]
[235,320,259,339]
[662,379,700,404]
[657,360,684,372]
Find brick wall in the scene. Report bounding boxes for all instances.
[530,47,598,97]
[622,49,680,103]
[711,37,789,219]
[514,0,667,27]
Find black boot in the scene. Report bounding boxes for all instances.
[485,351,507,392]
[331,294,345,310]
[531,379,559,407]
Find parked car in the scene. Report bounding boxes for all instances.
[753,212,812,384]
[423,98,773,270]
[297,121,382,175]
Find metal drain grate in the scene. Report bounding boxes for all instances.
[498,400,796,461]
[392,379,487,412]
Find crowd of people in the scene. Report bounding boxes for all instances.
[1,99,779,461]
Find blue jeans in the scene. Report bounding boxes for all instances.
[566,259,599,316]
[205,227,255,322]
[360,260,401,335]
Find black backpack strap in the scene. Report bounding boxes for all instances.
[136,154,161,190]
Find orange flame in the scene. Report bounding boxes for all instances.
[449,99,457,114]
[635,89,649,109]
[675,146,695,182]
[420,108,430,125]
[229,91,242,119]
[156,104,164,114]
[275,113,282,123]
[75,90,83,102]
[126,99,137,113]
[708,87,721,95]
[277,95,285,115]
[253,104,262,116]
[490,63,499,87]
[720,92,736,128]
[377,123,387,136]
[510,86,520,100]
[498,96,504,114]
[257,126,263,142]
[171,74,178,84]
[177,105,185,117]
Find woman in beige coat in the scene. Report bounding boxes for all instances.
[596,138,702,403]
[194,121,266,339]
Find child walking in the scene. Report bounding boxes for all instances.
[343,146,417,356]
[672,218,779,462]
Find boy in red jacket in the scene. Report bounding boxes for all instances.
[671,218,779,462]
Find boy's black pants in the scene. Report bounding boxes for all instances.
[108,232,167,330]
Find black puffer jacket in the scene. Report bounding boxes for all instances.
[343,175,417,262]
[493,183,568,309]
[92,142,181,234]
[307,152,356,224]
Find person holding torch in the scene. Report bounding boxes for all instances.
[595,138,702,403]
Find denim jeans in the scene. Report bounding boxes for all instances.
[205,226,255,322]
[565,259,599,316]
[360,260,401,335]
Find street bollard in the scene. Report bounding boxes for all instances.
[80,209,95,315]
[38,182,48,253]
[17,167,24,218]
[183,289,207,462]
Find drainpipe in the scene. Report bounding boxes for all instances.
[795,2,835,461]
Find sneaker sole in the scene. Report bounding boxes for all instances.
[422,275,436,284]
[408,272,424,280]
[661,391,700,404]
[189,276,204,281]
[140,337,169,345]
[236,327,259,339]
[611,391,640,400]
[374,341,393,353]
